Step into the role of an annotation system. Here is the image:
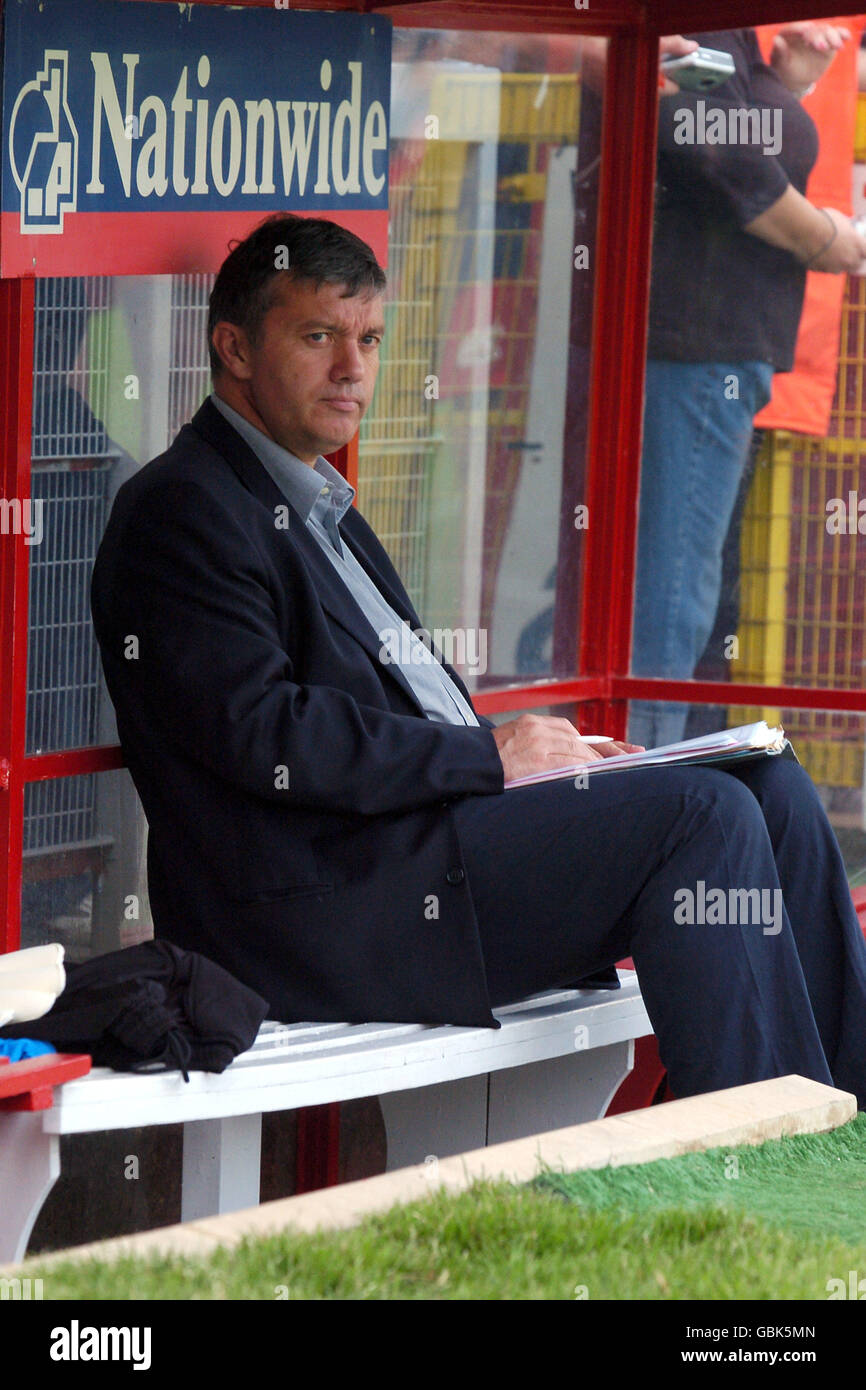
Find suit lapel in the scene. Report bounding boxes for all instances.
[339,511,479,708]
[317,508,482,715]
[339,509,420,627]
[189,400,429,715]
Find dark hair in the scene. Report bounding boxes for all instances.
[207,214,387,376]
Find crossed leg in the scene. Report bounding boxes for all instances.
[453,756,866,1105]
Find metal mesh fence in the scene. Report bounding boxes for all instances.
[32,277,112,461]
[26,279,115,852]
[168,273,214,447]
[359,139,438,610]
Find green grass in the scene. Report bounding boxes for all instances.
[23,1117,866,1300]
[535,1111,866,1247]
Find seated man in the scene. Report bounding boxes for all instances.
[90,214,866,1106]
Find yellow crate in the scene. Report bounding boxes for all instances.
[798,736,863,788]
[855,88,866,162]
[498,73,580,140]
[736,383,866,787]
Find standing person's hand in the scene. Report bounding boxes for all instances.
[771,22,850,96]
[746,188,866,274]
[806,208,866,274]
[658,35,699,94]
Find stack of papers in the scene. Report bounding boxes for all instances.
[505,721,791,790]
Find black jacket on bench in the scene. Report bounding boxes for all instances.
[90,399,505,1028]
[0,941,269,1076]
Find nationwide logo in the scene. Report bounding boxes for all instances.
[7,46,386,233]
[8,50,79,234]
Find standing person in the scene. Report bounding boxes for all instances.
[630,25,866,751]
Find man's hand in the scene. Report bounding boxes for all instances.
[492,713,643,783]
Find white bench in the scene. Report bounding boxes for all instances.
[0,970,652,1262]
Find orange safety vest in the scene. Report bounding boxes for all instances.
[754,18,866,436]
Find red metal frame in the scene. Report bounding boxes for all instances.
[0,279,34,958]
[576,26,661,742]
[474,676,866,720]
[295,1102,342,1192]
[615,676,866,710]
[0,1052,92,1112]
[472,677,609,717]
[127,0,848,28]
[328,435,359,493]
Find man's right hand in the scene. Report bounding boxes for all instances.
[491,713,642,783]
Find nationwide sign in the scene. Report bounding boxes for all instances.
[1,0,391,277]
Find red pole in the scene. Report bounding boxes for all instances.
[299,428,358,1181]
[0,278,35,954]
[327,432,359,492]
[578,27,660,740]
[295,1102,342,1191]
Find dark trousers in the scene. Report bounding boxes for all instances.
[453,756,866,1106]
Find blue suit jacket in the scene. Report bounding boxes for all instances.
[91,398,505,1026]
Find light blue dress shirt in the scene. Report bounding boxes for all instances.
[211,394,478,726]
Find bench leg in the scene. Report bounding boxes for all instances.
[181,1114,262,1221]
[380,1041,636,1172]
[380,1075,488,1172]
[0,1112,60,1263]
[487,1040,635,1144]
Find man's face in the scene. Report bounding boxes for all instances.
[216,276,384,463]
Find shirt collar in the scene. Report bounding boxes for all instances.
[210,392,356,525]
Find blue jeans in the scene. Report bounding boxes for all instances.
[629,359,774,749]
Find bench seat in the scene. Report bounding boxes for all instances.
[0,970,652,1262]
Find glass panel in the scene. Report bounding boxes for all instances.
[25,273,215,942]
[22,32,606,953]
[21,768,152,961]
[27,271,215,763]
[629,23,866,750]
[363,29,605,692]
[27,31,605,755]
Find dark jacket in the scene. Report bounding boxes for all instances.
[90,399,505,1028]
